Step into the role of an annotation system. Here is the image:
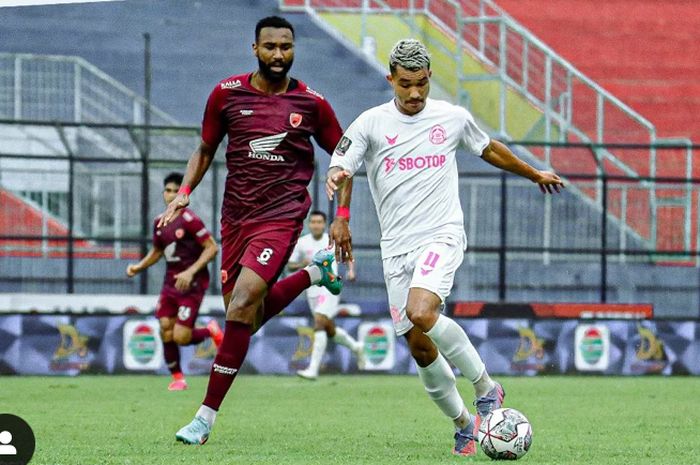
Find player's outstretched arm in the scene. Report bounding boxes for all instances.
[327,166,354,264]
[158,141,217,228]
[481,140,565,194]
[126,247,163,277]
[174,236,218,292]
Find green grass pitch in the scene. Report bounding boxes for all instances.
[2,375,698,464]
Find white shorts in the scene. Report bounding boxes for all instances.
[306,288,340,319]
[383,239,464,336]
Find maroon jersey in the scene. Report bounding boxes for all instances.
[201,72,343,225]
[152,208,212,293]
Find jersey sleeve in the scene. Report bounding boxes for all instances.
[314,98,343,155]
[328,114,369,176]
[201,84,228,148]
[182,211,212,245]
[459,109,491,156]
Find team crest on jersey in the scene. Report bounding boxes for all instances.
[429,125,447,145]
[175,228,184,239]
[335,136,352,156]
[289,112,303,128]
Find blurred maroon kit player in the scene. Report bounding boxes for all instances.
[161,16,345,444]
[127,172,221,391]
[152,210,210,325]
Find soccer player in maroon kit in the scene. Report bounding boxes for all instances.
[160,16,345,444]
[127,172,222,391]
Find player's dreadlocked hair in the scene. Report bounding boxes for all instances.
[389,39,431,75]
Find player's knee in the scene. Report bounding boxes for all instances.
[160,329,173,342]
[173,330,192,345]
[323,319,336,337]
[406,305,438,331]
[160,317,174,331]
[314,314,331,331]
[226,290,264,323]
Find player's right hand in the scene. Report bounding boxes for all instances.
[326,169,352,200]
[330,217,353,263]
[126,264,140,277]
[158,194,189,228]
[535,170,565,194]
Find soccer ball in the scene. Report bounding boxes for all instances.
[478,408,532,460]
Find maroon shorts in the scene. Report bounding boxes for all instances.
[220,218,304,296]
[155,287,206,328]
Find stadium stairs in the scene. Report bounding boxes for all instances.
[495,0,700,143]
[495,0,700,258]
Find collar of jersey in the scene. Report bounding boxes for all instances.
[243,72,299,94]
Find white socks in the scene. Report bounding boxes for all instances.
[305,265,322,285]
[424,314,485,383]
[305,330,328,375]
[416,354,465,422]
[332,327,359,351]
[473,370,496,398]
[196,405,217,428]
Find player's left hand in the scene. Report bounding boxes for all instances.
[330,217,353,263]
[158,194,189,228]
[174,270,194,291]
[534,171,565,194]
[326,169,352,200]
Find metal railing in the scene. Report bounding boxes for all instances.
[0,53,177,125]
[279,0,696,259]
[2,119,700,317]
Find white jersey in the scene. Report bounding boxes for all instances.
[289,232,338,298]
[329,98,490,257]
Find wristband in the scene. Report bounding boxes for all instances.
[178,185,192,196]
[336,206,350,220]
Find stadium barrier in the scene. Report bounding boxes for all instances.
[1,295,697,376]
[3,119,700,317]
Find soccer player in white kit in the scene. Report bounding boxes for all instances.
[287,210,363,380]
[326,39,564,456]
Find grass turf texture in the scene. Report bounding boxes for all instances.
[2,375,698,464]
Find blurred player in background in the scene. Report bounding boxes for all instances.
[326,39,564,456]
[127,172,221,391]
[159,16,345,445]
[287,210,363,380]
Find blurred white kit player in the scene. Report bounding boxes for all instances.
[287,211,363,380]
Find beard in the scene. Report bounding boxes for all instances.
[257,57,293,82]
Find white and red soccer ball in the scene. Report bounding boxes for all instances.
[478,408,533,460]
